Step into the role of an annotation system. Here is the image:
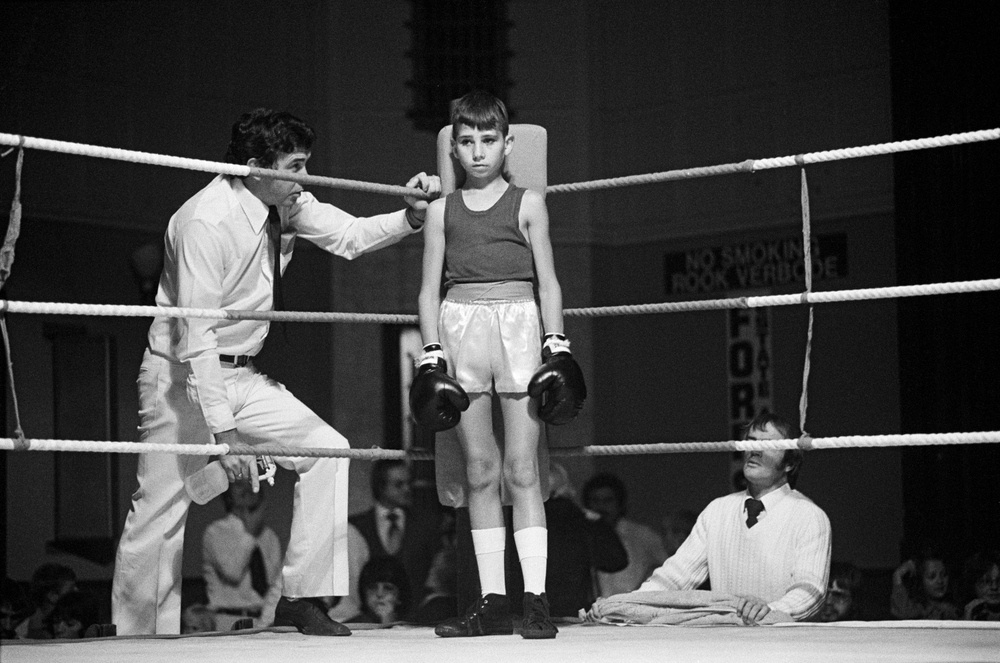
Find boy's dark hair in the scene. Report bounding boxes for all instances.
[371,459,407,502]
[450,90,509,138]
[960,549,1000,605]
[742,412,804,489]
[225,108,315,168]
[358,556,412,618]
[29,564,76,605]
[582,472,628,516]
[906,548,955,605]
[48,590,100,634]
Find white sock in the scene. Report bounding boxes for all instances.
[471,527,507,596]
[514,526,548,595]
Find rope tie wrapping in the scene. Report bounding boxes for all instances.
[798,166,815,438]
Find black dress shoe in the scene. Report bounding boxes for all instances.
[435,593,513,637]
[274,596,351,636]
[521,592,557,639]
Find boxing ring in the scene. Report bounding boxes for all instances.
[2,127,1000,661]
[2,620,999,663]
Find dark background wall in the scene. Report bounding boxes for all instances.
[1,0,997,594]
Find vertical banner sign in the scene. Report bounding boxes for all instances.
[727,306,773,490]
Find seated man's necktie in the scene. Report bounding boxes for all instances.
[385,511,403,555]
[745,498,765,528]
[249,546,270,597]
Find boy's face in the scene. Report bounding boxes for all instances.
[451,124,512,180]
[248,150,310,207]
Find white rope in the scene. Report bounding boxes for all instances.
[4,128,997,197]
[752,129,1000,170]
[546,128,1000,193]
[4,431,999,458]
[0,133,423,198]
[3,277,998,325]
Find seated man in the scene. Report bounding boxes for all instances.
[636,413,831,624]
[202,482,283,629]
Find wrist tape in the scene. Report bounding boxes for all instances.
[543,333,571,355]
[418,343,445,367]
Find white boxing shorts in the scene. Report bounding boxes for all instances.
[439,281,541,394]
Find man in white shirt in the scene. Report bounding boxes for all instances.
[583,472,668,597]
[111,108,440,636]
[636,413,831,624]
[202,482,282,630]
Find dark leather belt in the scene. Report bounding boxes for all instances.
[219,354,253,367]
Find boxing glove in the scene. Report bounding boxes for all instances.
[409,344,470,432]
[528,333,587,425]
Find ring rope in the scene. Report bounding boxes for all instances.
[544,128,1000,193]
[4,431,1000,458]
[2,277,998,325]
[2,128,997,197]
[0,133,423,199]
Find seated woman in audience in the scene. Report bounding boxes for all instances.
[349,557,411,625]
[890,550,960,620]
[960,550,1000,621]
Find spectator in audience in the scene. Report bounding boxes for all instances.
[26,563,77,638]
[545,462,628,616]
[960,549,1000,621]
[202,481,283,630]
[414,507,459,625]
[814,561,863,622]
[890,548,960,620]
[583,472,666,597]
[48,590,100,639]
[631,412,831,624]
[346,459,443,620]
[348,557,411,625]
[181,603,218,634]
[1,577,33,639]
[660,509,698,558]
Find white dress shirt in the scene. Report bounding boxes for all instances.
[637,484,831,621]
[147,174,416,432]
[202,513,283,620]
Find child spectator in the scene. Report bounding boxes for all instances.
[890,550,960,619]
[26,563,77,638]
[815,561,863,622]
[48,590,100,639]
[960,550,1000,621]
[350,557,411,625]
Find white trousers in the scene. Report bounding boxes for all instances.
[112,350,349,635]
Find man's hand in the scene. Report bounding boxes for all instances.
[214,428,260,493]
[734,595,771,626]
[402,172,442,226]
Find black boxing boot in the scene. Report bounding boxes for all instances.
[434,593,513,637]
